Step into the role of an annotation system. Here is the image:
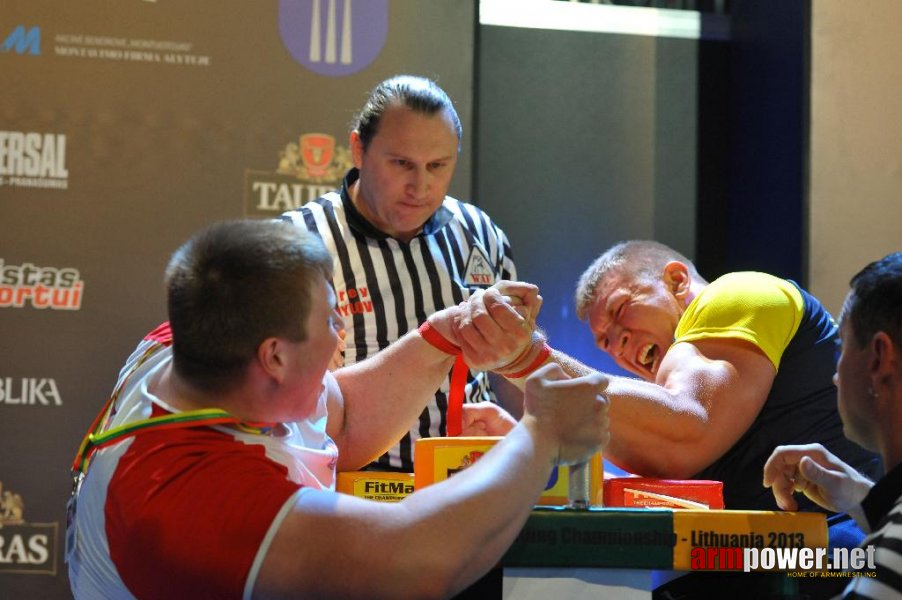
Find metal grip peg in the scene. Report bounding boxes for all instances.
[567,460,592,509]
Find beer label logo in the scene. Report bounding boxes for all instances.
[245,132,353,216]
[0,483,24,525]
[0,481,58,575]
[462,247,496,287]
[278,133,351,183]
[278,0,388,77]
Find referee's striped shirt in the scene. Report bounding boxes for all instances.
[282,169,517,472]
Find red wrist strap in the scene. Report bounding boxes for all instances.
[447,355,467,437]
[418,322,465,436]
[503,343,552,379]
[418,321,461,356]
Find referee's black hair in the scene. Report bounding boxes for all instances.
[353,75,462,150]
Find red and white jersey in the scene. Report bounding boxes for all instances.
[67,324,338,599]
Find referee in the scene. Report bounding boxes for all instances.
[282,75,522,472]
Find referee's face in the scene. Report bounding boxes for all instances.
[351,105,459,242]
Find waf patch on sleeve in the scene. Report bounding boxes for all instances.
[463,247,496,287]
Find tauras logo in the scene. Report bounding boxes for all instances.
[244,132,353,216]
[0,131,69,190]
[0,260,83,310]
[0,481,58,575]
[0,378,63,406]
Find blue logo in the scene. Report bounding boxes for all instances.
[2,25,41,56]
[278,0,387,77]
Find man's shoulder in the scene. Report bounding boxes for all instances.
[287,191,342,215]
[705,272,804,309]
[109,422,299,497]
[681,272,804,333]
[440,196,506,231]
[283,169,351,220]
[711,271,786,289]
[443,194,483,214]
[280,192,345,232]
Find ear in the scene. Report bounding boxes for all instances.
[662,261,691,299]
[350,130,364,169]
[257,337,288,384]
[869,331,898,389]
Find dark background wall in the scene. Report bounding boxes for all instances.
[719,0,806,283]
[475,21,704,374]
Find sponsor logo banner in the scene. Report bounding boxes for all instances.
[2,25,41,56]
[0,481,59,575]
[0,132,69,190]
[52,33,211,66]
[0,378,63,406]
[244,132,353,216]
[278,0,388,76]
[3,22,211,67]
[0,260,83,311]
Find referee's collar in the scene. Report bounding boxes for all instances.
[340,168,454,240]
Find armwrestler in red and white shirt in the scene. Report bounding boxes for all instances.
[69,324,339,599]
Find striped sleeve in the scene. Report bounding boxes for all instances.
[840,504,902,599]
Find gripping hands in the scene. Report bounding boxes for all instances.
[523,364,610,466]
[426,280,544,372]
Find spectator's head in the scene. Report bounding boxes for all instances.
[835,252,902,450]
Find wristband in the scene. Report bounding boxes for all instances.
[418,321,461,356]
[502,343,552,379]
[447,355,467,437]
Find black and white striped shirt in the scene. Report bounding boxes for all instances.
[841,462,902,599]
[282,169,517,471]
